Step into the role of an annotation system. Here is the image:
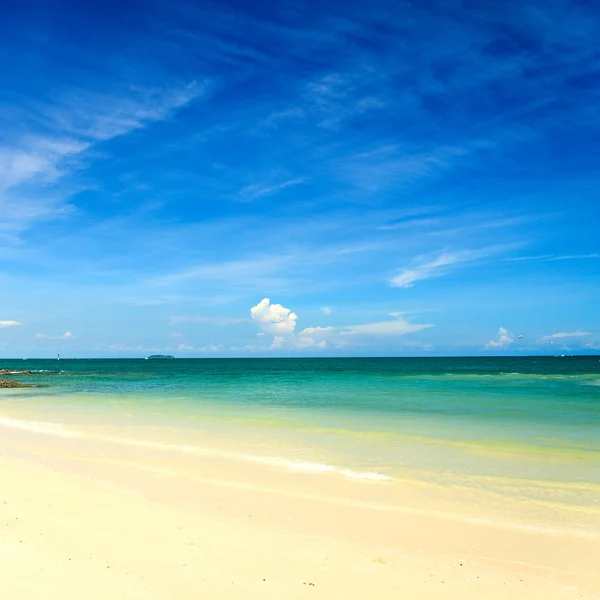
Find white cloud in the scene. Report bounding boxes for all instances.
[269,336,286,350]
[485,327,515,349]
[250,298,298,335]
[321,307,332,315]
[540,331,591,341]
[299,326,335,335]
[98,341,223,354]
[249,299,432,351]
[506,254,599,262]
[178,343,224,353]
[1,81,205,236]
[42,81,206,142]
[296,326,335,349]
[238,177,305,201]
[390,246,515,288]
[391,249,483,288]
[0,320,20,328]
[0,139,88,192]
[339,313,433,337]
[3,86,203,190]
[34,331,76,340]
[201,344,224,353]
[336,143,480,192]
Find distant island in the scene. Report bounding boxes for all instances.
[146,355,175,360]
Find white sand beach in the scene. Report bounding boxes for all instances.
[1,421,598,600]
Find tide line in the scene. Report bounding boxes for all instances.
[0,414,391,482]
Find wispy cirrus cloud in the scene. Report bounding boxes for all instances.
[237,177,305,201]
[506,254,599,262]
[43,82,205,141]
[540,331,591,341]
[1,81,205,236]
[336,144,479,193]
[0,139,88,192]
[339,313,433,337]
[390,247,510,288]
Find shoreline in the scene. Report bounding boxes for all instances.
[1,418,599,598]
[1,408,599,530]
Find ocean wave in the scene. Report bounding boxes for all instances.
[239,456,391,480]
[385,372,600,383]
[0,369,52,375]
[0,416,83,438]
[0,414,391,482]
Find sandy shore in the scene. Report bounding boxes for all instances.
[1,422,599,599]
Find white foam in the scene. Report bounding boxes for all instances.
[0,416,82,438]
[244,456,391,480]
[0,415,390,482]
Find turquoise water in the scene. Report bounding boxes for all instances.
[1,357,599,510]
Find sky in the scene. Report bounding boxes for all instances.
[1,0,599,358]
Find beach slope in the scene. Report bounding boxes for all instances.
[1,427,598,600]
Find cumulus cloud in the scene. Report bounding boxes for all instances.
[321,307,332,315]
[0,320,20,328]
[296,326,335,349]
[299,326,335,335]
[174,341,224,353]
[485,327,514,349]
[249,299,433,351]
[197,344,224,353]
[250,298,298,334]
[269,336,286,350]
[34,331,76,340]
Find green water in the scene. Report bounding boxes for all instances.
[1,357,599,507]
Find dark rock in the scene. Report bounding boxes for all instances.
[0,379,34,388]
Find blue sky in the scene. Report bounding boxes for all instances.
[1,0,599,357]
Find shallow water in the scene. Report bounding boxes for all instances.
[1,357,599,519]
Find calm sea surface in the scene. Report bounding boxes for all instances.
[2,357,599,520]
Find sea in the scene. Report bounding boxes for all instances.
[1,356,599,533]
